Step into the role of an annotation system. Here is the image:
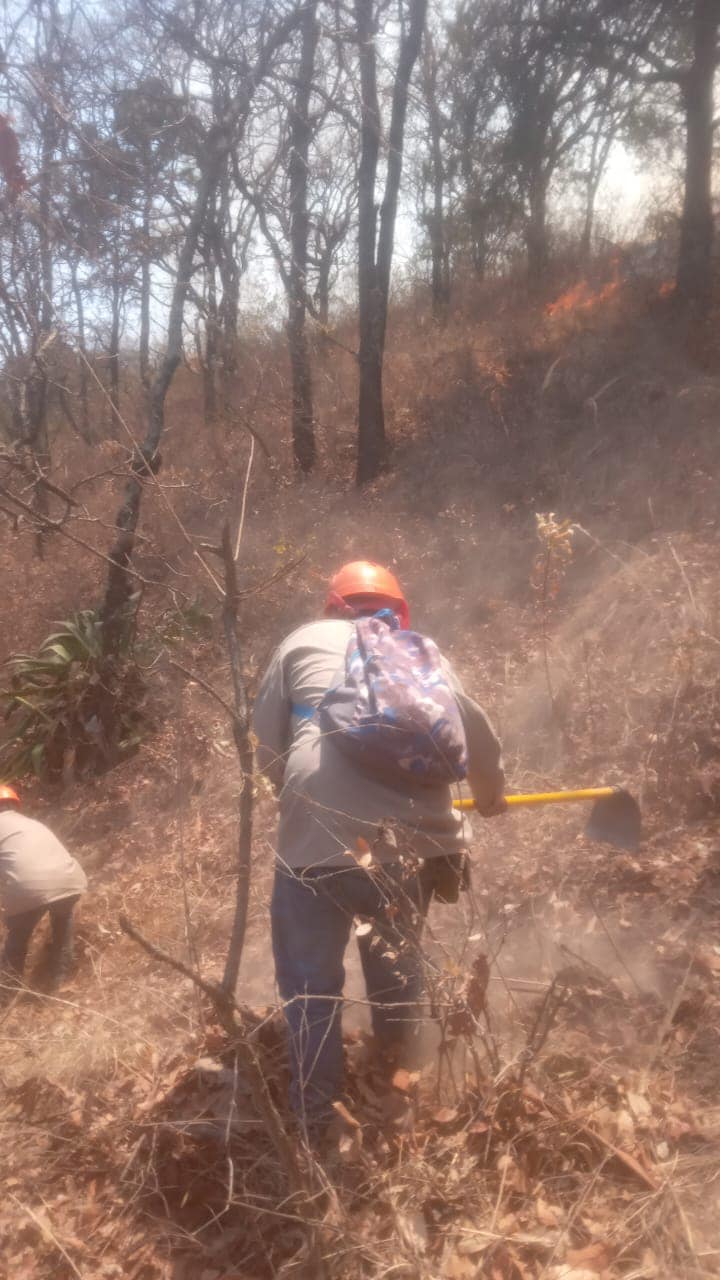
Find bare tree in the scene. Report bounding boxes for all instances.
[287,0,319,471]
[419,28,452,317]
[588,0,720,304]
[354,0,428,484]
[98,0,302,702]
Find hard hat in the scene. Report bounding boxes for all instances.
[0,785,20,805]
[326,561,410,629]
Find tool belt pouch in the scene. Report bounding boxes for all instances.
[431,852,470,905]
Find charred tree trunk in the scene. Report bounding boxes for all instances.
[287,0,318,472]
[218,227,240,390]
[355,0,384,485]
[315,247,332,330]
[71,262,91,441]
[108,249,122,436]
[139,150,152,390]
[525,171,549,286]
[424,36,450,319]
[203,233,220,427]
[356,0,427,486]
[429,146,450,318]
[675,0,719,305]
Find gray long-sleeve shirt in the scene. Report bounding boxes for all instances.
[253,618,503,869]
[0,812,88,916]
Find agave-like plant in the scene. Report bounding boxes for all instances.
[0,610,142,778]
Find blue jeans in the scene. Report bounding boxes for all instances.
[271,861,432,1125]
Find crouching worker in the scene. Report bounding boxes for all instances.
[0,785,87,992]
[254,561,505,1137]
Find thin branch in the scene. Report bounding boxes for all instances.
[221,522,254,995]
[234,436,256,562]
[0,484,180,597]
[119,912,237,1022]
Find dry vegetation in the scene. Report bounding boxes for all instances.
[2,270,720,1279]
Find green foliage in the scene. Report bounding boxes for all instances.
[0,611,143,779]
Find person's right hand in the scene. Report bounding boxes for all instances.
[470,770,507,818]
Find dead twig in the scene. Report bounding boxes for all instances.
[119,913,236,1025]
[220,522,254,996]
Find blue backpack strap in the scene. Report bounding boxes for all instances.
[291,701,316,721]
[373,607,400,630]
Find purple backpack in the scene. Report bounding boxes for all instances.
[318,612,468,786]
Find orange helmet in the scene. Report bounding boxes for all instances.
[326,561,410,629]
[0,785,20,805]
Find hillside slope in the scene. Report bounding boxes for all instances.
[1,274,720,1279]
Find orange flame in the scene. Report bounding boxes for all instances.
[545,277,621,319]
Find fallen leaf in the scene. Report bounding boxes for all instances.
[456,1230,494,1258]
[536,1196,563,1227]
[355,921,373,937]
[392,1068,420,1093]
[566,1241,612,1272]
[432,1106,459,1126]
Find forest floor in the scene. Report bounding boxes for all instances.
[1,269,720,1279]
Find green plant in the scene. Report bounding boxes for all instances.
[0,610,144,779]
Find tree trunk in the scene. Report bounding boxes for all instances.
[71,262,91,440]
[424,36,450,319]
[316,247,332,330]
[355,0,383,485]
[287,0,318,472]
[580,179,598,265]
[218,218,240,390]
[203,258,219,425]
[676,0,719,305]
[139,151,152,390]
[108,250,122,436]
[356,0,427,485]
[429,157,450,318]
[526,172,549,285]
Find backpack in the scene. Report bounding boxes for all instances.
[318,611,468,786]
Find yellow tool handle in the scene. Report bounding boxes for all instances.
[453,786,617,812]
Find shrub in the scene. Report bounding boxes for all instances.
[0,610,144,779]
